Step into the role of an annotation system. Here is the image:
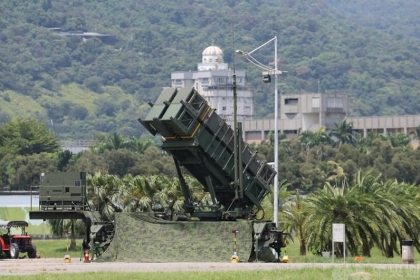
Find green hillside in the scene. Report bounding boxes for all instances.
[321,0,420,39]
[1,0,420,140]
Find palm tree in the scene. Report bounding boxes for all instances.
[355,130,381,154]
[330,120,355,147]
[298,126,330,152]
[303,181,380,257]
[381,133,412,150]
[154,176,186,219]
[87,173,126,220]
[122,174,154,212]
[374,180,420,257]
[90,132,131,153]
[281,190,307,255]
[48,219,85,250]
[303,170,420,258]
[127,137,153,153]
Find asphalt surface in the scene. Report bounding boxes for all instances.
[1,258,420,275]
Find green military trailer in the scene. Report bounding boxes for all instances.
[37,172,87,212]
[30,172,115,258]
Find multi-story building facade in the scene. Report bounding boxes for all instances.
[171,45,253,121]
[238,93,420,144]
[170,45,420,145]
[238,93,348,143]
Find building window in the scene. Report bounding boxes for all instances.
[174,79,182,85]
[284,130,298,135]
[285,113,297,119]
[222,106,226,111]
[201,78,209,84]
[327,97,343,108]
[312,97,320,108]
[285,98,298,105]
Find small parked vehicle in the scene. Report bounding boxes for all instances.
[0,221,37,259]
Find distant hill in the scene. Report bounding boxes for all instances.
[321,0,420,39]
[1,0,420,140]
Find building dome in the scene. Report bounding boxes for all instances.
[199,44,227,71]
[202,45,223,56]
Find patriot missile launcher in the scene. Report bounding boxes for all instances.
[29,87,285,262]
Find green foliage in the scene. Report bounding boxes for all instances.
[0,0,420,140]
[321,0,420,40]
[0,117,60,155]
[7,153,58,190]
[86,173,204,221]
[280,171,420,258]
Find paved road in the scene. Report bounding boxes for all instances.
[1,258,420,275]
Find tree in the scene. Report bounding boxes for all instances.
[48,219,85,250]
[330,120,356,147]
[102,149,141,177]
[281,190,307,255]
[153,176,185,219]
[57,150,73,171]
[87,173,126,221]
[123,174,155,212]
[0,117,60,155]
[7,153,58,190]
[298,126,330,152]
[303,171,420,258]
[303,181,380,257]
[67,151,109,175]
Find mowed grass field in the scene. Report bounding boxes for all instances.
[1,267,419,280]
[29,238,405,264]
[1,239,418,279]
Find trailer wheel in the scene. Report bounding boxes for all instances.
[10,243,19,259]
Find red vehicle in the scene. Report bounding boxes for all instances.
[0,221,37,259]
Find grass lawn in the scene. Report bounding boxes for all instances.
[1,239,418,279]
[1,267,420,280]
[23,238,405,264]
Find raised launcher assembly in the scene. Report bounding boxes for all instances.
[29,172,115,259]
[138,86,286,262]
[28,87,285,263]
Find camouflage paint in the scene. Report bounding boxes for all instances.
[97,213,254,262]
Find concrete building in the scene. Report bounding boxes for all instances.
[171,45,253,121]
[239,93,348,143]
[235,93,420,144]
[169,44,420,144]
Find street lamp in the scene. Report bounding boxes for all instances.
[236,36,286,227]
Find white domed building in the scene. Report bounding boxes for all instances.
[171,44,253,121]
[198,45,227,71]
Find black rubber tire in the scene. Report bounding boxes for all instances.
[28,245,37,259]
[10,243,19,259]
